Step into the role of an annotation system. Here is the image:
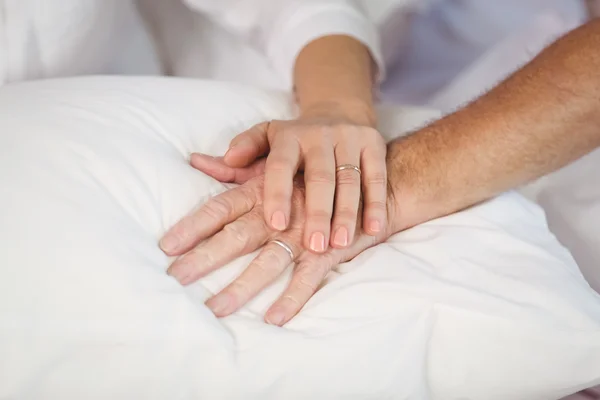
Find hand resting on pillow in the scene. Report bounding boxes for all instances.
[163,164,395,326]
[219,114,387,254]
[162,19,600,324]
[2,76,600,400]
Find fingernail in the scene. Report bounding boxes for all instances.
[309,232,326,253]
[159,235,179,253]
[206,294,232,315]
[369,219,381,233]
[167,261,189,282]
[271,211,287,231]
[190,152,209,161]
[266,308,286,326]
[333,227,349,247]
[225,140,251,156]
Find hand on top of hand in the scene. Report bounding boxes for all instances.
[159,103,396,324]
[160,154,397,326]
[215,104,387,253]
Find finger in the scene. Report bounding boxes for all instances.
[264,257,332,326]
[159,183,257,256]
[361,136,387,235]
[263,133,301,231]
[167,209,268,285]
[303,139,336,253]
[205,236,301,317]
[190,153,266,184]
[265,231,381,326]
[224,121,271,168]
[330,141,362,249]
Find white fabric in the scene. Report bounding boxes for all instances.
[427,11,582,113]
[0,0,382,90]
[182,0,383,89]
[376,0,588,105]
[146,0,587,97]
[1,76,600,399]
[0,0,161,84]
[521,151,600,295]
[140,0,384,90]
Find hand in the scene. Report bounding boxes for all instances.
[215,105,387,253]
[160,164,395,326]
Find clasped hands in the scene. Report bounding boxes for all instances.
[159,113,402,326]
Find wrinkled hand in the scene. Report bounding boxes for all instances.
[160,159,395,326]
[210,111,387,253]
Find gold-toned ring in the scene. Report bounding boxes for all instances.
[336,164,361,176]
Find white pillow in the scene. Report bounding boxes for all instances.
[521,149,600,295]
[0,76,599,400]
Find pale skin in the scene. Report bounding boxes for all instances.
[159,35,386,257]
[163,19,600,325]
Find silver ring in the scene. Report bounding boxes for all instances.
[336,164,361,176]
[270,239,295,260]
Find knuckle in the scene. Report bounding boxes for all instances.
[336,170,361,186]
[293,271,320,294]
[251,256,279,279]
[266,157,292,173]
[365,199,387,213]
[359,126,374,134]
[306,208,333,222]
[295,260,330,285]
[289,124,312,136]
[248,208,267,226]
[305,169,335,185]
[334,207,358,222]
[239,186,258,209]
[202,198,232,221]
[280,294,303,308]
[186,249,215,271]
[365,171,387,187]
[362,126,382,140]
[228,279,252,301]
[331,124,355,138]
[222,222,250,243]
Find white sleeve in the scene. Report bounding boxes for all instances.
[182,0,384,88]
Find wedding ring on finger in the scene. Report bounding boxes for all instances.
[270,239,295,261]
[336,164,361,176]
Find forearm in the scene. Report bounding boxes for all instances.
[293,35,377,127]
[386,19,600,232]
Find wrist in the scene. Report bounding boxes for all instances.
[299,98,377,127]
[385,127,463,234]
[385,137,432,234]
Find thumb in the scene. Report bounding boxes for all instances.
[224,121,271,168]
[190,153,266,184]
